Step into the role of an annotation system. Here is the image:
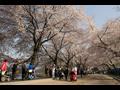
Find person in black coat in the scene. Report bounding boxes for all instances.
[49,68,52,78]
[12,61,17,80]
[22,63,27,80]
[58,67,64,80]
[64,67,69,80]
[80,68,84,78]
[45,65,48,77]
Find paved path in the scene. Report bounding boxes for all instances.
[0,74,119,85]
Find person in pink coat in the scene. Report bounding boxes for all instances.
[0,59,8,75]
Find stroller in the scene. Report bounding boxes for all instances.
[0,70,11,82]
[70,71,77,81]
[27,69,35,80]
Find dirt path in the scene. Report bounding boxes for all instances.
[0,74,119,85]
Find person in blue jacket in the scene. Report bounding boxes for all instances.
[29,63,33,70]
[28,63,34,79]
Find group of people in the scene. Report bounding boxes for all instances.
[0,59,35,81]
[0,59,85,82]
[45,64,80,81]
[21,62,35,80]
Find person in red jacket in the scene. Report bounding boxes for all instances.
[0,59,8,76]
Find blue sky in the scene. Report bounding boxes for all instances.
[85,5,120,28]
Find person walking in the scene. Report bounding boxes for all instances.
[45,65,48,77]
[70,66,77,81]
[58,67,64,80]
[64,67,69,81]
[28,63,34,80]
[0,59,9,75]
[52,65,56,79]
[12,60,18,80]
[80,67,84,78]
[22,63,27,80]
[0,59,9,81]
[49,68,52,77]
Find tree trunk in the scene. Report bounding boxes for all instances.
[66,62,69,70]
[54,59,57,66]
[31,52,37,64]
[30,43,39,64]
[54,52,58,66]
